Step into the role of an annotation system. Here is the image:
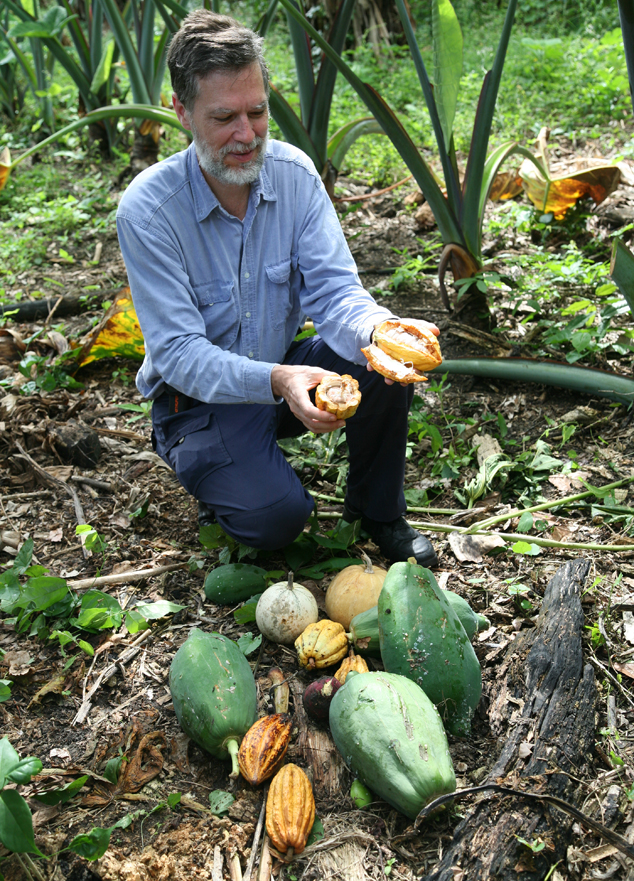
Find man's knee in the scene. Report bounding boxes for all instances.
[215,485,314,550]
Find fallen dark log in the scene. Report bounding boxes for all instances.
[420,558,597,881]
[0,289,123,322]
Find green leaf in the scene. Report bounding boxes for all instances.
[516,511,534,533]
[77,640,95,656]
[0,570,21,614]
[124,609,150,634]
[208,790,234,816]
[13,539,34,575]
[283,534,316,571]
[14,577,68,611]
[0,789,42,854]
[0,738,20,789]
[66,826,111,860]
[103,756,124,785]
[297,557,357,579]
[233,595,262,625]
[306,815,325,846]
[199,523,229,550]
[0,681,11,704]
[90,37,115,95]
[512,541,541,555]
[432,0,463,151]
[237,632,262,656]
[34,775,88,806]
[134,601,185,620]
[7,756,43,785]
[167,792,181,808]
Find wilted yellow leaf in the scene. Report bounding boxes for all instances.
[76,290,144,366]
[0,146,12,192]
[489,170,523,202]
[519,157,621,219]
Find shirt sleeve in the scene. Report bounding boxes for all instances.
[296,175,398,364]
[116,213,278,405]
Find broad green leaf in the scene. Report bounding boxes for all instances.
[124,609,150,634]
[0,789,42,854]
[13,538,34,575]
[66,826,111,860]
[134,601,185,620]
[306,815,325,845]
[8,7,73,38]
[209,790,234,816]
[167,792,181,808]
[14,577,68,611]
[512,541,541,555]
[75,607,120,630]
[7,756,42,785]
[517,511,534,533]
[0,570,21,613]
[103,756,124,785]
[233,596,262,625]
[0,738,20,789]
[237,632,262,656]
[432,0,463,151]
[283,534,316,571]
[297,558,358,579]
[34,775,88,805]
[90,39,115,93]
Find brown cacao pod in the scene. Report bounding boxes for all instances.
[315,374,362,420]
[295,620,349,669]
[266,763,315,855]
[238,713,292,785]
[334,649,369,684]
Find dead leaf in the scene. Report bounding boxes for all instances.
[28,670,68,707]
[46,466,73,483]
[519,156,621,219]
[613,661,634,680]
[2,649,34,676]
[117,731,167,793]
[586,844,618,863]
[48,527,64,542]
[49,747,72,764]
[518,741,533,758]
[0,146,11,192]
[449,532,507,563]
[489,170,523,201]
[76,291,145,366]
[622,612,634,645]
[472,433,503,466]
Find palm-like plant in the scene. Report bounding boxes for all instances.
[277,0,546,309]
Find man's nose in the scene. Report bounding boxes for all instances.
[233,114,255,143]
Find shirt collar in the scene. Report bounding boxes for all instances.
[188,141,277,222]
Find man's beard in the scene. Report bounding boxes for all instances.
[191,121,268,186]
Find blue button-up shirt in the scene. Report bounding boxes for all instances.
[116,139,396,405]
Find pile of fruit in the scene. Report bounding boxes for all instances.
[169,556,489,855]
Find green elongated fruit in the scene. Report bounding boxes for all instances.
[204,563,268,604]
[169,629,257,776]
[348,589,489,653]
[329,671,456,818]
[378,562,482,737]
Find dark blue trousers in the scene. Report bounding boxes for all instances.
[151,336,413,550]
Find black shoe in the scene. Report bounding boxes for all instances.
[341,501,438,567]
[198,501,216,527]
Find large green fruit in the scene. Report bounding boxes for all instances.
[329,671,456,818]
[203,563,268,604]
[349,588,489,652]
[378,562,482,736]
[169,629,257,776]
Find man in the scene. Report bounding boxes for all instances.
[116,9,439,566]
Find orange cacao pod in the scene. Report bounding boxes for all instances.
[266,763,315,855]
[315,374,362,420]
[238,713,292,785]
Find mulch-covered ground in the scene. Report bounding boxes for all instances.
[1,155,634,881]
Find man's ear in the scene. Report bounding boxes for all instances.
[172,93,191,130]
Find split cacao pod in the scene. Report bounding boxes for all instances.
[266,763,315,855]
[295,619,349,669]
[362,319,442,383]
[315,374,361,420]
[238,713,292,785]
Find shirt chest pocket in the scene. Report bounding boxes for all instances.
[192,279,239,349]
[265,258,296,330]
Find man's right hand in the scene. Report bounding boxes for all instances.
[271,364,345,434]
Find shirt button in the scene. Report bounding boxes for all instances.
[248,352,254,358]
[245,311,251,318]
[244,272,250,279]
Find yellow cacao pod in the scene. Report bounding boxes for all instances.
[266,763,315,855]
[362,319,442,383]
[334,649,369,684]
[295,620,349,669]
[238,713,292,786]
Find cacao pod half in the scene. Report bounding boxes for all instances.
[315,374,361,420]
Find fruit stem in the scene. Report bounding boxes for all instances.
[288,571,294,590]
[227,738,240,778]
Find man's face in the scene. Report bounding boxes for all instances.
[173,62,269,186]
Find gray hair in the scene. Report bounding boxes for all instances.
[167,10,270,113]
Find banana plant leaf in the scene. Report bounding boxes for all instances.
[76,292,144,366]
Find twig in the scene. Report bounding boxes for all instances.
[390,783,634,861]
[212,846,224,881]
[66,562,187,591]
[588,653,634,710]
[228,852,243,881]
[73,629,152,725]
[243,794,267,881]
[1,490,53,501]
[333,173,412,203]
[15,442,89,559]
[91,425,149,443]
[70,475,115,492]
[258,835,273,881]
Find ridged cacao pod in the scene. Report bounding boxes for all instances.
[266,763,315,855]
[334,649,369,684]
[315,374,362,420]
[238,713,292,785]
[295,620,349,669]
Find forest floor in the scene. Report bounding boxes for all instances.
[1,142,634,881]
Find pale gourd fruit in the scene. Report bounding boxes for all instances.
[256,572,319,645]
[325,551,387,629]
